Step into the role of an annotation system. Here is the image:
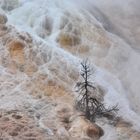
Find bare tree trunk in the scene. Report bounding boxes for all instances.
[85,64,90,120]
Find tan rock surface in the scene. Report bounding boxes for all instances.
[8,40,25,65]
[1,8,140,140]
[0,12,7,24]
[0,110,45,140]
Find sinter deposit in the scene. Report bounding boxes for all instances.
[0,0,140,140]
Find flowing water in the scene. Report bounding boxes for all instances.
[0,0,140,139]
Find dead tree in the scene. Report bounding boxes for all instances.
[76,60,118,122]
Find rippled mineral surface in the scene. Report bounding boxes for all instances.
[0,0,140,140]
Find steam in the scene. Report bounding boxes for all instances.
[83,0,140,50]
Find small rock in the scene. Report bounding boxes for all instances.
[69,116,104,139]
[12,114,22,119]
[35,113,41,119]
[9,131,18,136]
[86,124,104,138]
[0,13,8,24]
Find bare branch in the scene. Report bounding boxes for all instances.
[75,59,119,122]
